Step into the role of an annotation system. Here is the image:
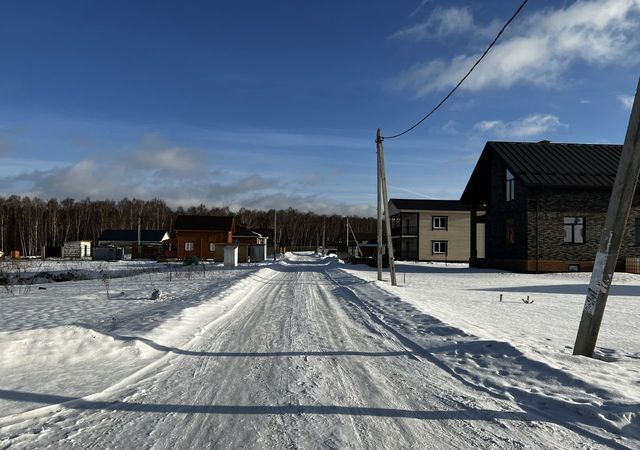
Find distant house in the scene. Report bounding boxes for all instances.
[98,229,169,247]
[333,231,379,258]
[233,226,269,262]
[233,226,269,245]
[388,199,484,262]
[97,229,169,259]
[173,215,235,260]
[461,140,640,272]
[172,216,269,262]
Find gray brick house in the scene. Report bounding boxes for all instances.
[460,140,640,272]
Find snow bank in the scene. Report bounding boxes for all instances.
[0,326,159,369]
[0,263,272,418]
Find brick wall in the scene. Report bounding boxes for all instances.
[526,189,640,263]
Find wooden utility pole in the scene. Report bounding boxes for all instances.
[377,129,397,286]
[574,78,640,357]
[377,135,383,281]
[322,219,326,255]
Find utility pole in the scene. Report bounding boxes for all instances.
[377,129,397,286]
[346,217,349,256]
[574,78,640,357]
[322,219,326,255]
[273,210,277,261]
[349,222,362,258]
[376,132,383,281]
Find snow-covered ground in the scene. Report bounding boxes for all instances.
[0,259,266,416]
[0,254,638,448]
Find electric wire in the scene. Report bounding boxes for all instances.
[382,0,530,140]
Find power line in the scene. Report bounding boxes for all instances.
[383,0,530,140]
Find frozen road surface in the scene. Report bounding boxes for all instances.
[1,254,635,449]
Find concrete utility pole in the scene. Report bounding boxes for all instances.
[376,132,383,281]
[574,78,640,357]
[273,210,277,261]
[346,217,349,256]
[349,222,362,258]
[376,129,397,286]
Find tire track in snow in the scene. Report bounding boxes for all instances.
[1,255,627,449]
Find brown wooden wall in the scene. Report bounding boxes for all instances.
[176,231,232,259]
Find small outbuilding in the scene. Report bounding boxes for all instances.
[62,241,92,258]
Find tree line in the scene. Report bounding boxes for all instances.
[0,196,376,256]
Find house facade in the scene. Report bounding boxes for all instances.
[461,140,640,272]
[174,215,234,260]
[388,199,485,262]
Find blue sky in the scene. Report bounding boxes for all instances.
[0,0,638,216]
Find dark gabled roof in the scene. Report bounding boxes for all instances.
[251,228,274,240]
[461,141,623,203]
[174,215,234,231]
[98,229,167,242]
[390,199,470,211]
[491,141,621,187]
[234,225,262,238]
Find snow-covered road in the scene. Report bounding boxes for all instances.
[0,254,635,449]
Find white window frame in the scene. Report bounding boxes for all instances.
[432,216,448,230]
[184,242,194,251]
[209,243,216,252]
[432,240,448,255]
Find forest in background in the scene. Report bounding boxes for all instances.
[0,196,377,256]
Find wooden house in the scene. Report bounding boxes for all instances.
[173,215,235,260]
[388,199,485,262]
[461,140,640,272]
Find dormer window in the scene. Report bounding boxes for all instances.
[506,169,515,201]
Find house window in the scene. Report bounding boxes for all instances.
[635,218,640,245]
[564,217,585,244]
[505,219,515,244]
[432,240,448,255]
[506,169,515,201]
[184,242,194,251]
[209,243,216,252]
[432,216,448,230]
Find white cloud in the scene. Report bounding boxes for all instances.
[618,94,635,109]
[473,114,565,138]
[0,139,376,216]
[408,0,433,19]
[124,134,204,174]
[394,0,640,95]
[391,7,475,41]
